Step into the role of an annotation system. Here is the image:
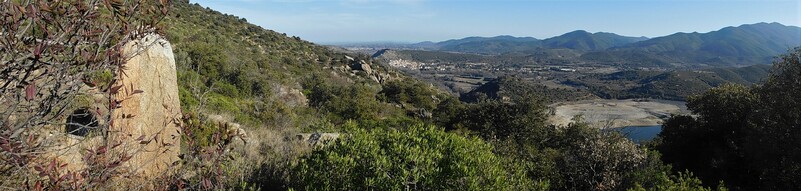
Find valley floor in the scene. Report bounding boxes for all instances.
[548,99,688,128]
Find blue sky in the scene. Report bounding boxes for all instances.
[193,0,801,44]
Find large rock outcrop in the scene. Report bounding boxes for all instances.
[107,34,182,177]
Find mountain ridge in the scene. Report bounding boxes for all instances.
[367,22,801,66]
[424,31,647,54]
[540,30,649,51]
[605,22,801,66]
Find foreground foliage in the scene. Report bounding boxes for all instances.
[291,122,539,190]
[660,48,801,190]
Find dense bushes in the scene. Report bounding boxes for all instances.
[460,76,595,103]
[290,122,539,190]
[305,80,384,122]
[431,94,706,190]
[659,48,801,190]
[628,171,724,191]
[552,123,645,190]
[449,95,550,142]
[378,80,442,112]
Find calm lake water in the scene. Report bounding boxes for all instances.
[609,125,662,143]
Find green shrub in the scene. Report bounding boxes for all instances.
[628,171,725,191]
[290,122,539,190]
[212,81,242,98]
[451,96,550,142]
[379,80,441,111]
[306,81,384,123]
[554,123,647,190]
[206,93,241,114]
[179,87,200,110]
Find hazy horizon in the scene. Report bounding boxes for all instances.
[193,0,801,44]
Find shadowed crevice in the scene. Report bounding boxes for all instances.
[65,108,98,136]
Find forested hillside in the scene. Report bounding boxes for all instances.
[460,76,598,103]
[601,22,801,66]
[566,64,772,100]
[164,0,450,129]
[169,1,358,125]
[541,30,647,51]
[423,31,647,54]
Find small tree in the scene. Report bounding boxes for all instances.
[555,123,647,191]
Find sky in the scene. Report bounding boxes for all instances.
[192,0,801,44]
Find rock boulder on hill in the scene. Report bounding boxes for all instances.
[108,34,182,178]
[351,60,374,75]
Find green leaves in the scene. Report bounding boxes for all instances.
[658,48,801,190]
[378,80,441,112]
[290,123,535,190]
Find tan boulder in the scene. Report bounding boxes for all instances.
[275,84,308,108]
[352,60,374,74]
[107,34,182,178]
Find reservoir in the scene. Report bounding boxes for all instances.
[548,99,685,143]
[609,125,662,143]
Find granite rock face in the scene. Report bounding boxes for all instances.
[108,34,182,177]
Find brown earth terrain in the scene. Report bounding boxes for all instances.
[549,99,689,128]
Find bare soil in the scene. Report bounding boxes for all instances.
[549,99,688,128]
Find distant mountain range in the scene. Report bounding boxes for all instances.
[422,31,648,54]
[600,22,801,66]
[543,30,649,51]
[369,22,801,66]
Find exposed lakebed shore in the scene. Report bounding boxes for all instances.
[549,99,689,128]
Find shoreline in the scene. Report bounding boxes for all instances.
[548,98,688,128]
